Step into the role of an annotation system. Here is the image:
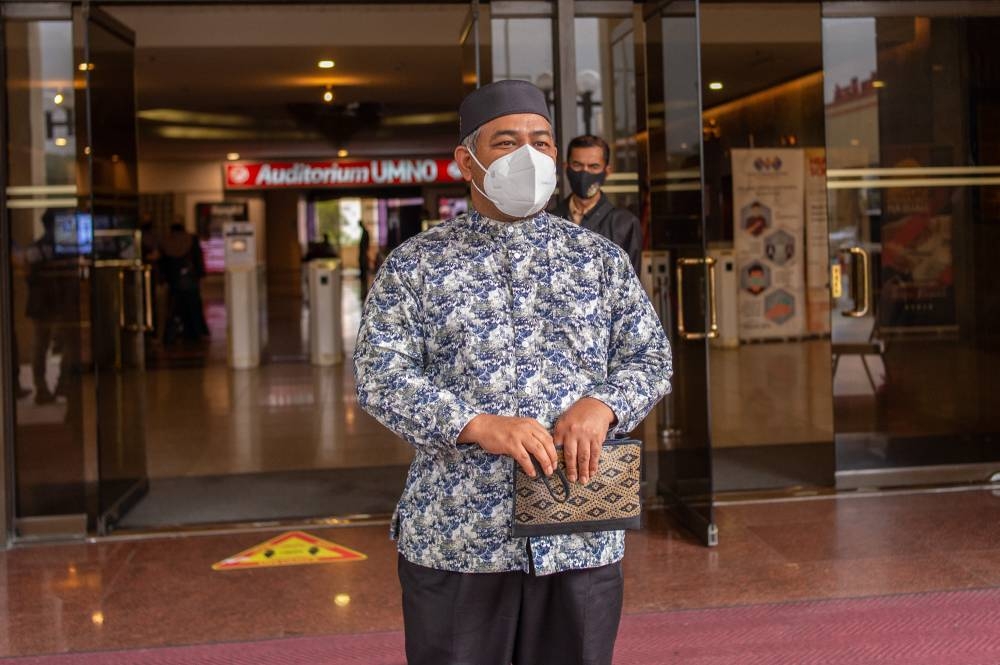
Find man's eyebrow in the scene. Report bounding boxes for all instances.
[488,129,520,141]
[488,129,553,141]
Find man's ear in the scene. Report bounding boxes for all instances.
[454,145,475,182]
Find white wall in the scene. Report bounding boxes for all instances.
[138,160,266,262]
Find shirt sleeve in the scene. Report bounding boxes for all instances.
[586,248,672,435]
[353,248,480,454]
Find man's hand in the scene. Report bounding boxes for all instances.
[553,398,616,485]
[459,415,558,478]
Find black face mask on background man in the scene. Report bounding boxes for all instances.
[567,169,607,200]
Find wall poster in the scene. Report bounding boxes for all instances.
[731,149,808,340]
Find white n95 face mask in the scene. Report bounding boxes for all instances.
[469,144,558,219]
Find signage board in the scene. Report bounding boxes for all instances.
[225,158,465,190]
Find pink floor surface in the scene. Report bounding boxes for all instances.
[8,588,1000,664]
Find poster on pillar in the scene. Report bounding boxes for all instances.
[731,149,807,340]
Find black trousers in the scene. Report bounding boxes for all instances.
[398,555,624,665]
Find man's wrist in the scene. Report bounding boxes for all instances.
[457,413,488,444]
[581,396,618,429]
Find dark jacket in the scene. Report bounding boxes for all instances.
[551,193,642,275]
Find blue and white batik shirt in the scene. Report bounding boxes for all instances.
[354,209,672,575]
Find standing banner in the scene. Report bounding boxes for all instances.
[879,152,956,330]
[804,148,831,335]
[731,149,807,340]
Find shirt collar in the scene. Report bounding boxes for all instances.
[463,208,549,239]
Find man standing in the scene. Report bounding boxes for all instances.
[354,80,671,665]
[551,134,643,275]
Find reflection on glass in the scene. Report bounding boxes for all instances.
[4,19,88,517]
[575,16,637,211]
[491,18,554,91]
[823,11,1000,480]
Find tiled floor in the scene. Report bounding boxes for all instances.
[1,487,998,658]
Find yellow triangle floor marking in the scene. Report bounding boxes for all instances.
[212,531,367,571]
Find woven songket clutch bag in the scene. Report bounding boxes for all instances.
[511,438,642,537]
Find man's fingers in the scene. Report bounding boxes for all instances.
[524,436,554,476]
[589,439,602,477]
[513,446,538,478]
[563,438,578,482]
[531,430,559,471]
[577,437,592,484]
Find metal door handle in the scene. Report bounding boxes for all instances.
[118,266,153,332]
[141,265,153,332]
[675,256,719,340]
[842,246,871,318]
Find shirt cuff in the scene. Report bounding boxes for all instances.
[584,385,632,436]
[438,397,481,448]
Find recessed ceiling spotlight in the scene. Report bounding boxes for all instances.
[337,149,349,158]
[78,62,94,71]
[708,82,724,91]
[872,80,886,89]
[323,87,335,103]
[227,152,240,161]
[54,92,64,105]
[54,137,68,147]
[318,60,335,69]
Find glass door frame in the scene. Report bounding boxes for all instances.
[639,0,718,547]
[0,1,148,540]
[78,2,148,534]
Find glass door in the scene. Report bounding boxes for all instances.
[696,1,835,494]
[823,2,1000,487]
[3,3,145,537]
[76,5,148,533]
[643,0,717,546]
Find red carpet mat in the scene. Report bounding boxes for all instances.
[8,588,1000,664]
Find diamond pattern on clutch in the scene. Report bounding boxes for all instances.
[513,442,642,532]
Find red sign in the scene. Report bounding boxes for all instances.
[225,158,464,189]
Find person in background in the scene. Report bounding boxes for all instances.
[357,219,370,301]
[303,233,338,262]
[551,134,642,275]
[160,221,209,344]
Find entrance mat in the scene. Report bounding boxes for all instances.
[116,465,409,529]
[6,588,1000,664]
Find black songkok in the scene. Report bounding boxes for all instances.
[458,79,551,142]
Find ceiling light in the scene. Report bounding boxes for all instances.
[708,82,724,91]
[54,137,68,147]
[318,60,335,69]
[323,87,335,103]
[337,149,349,158]
[227,152,240,161]
[872,80,886,89]
[137,109,254,127]
[54,92,64,105]
[78,62,94,71]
